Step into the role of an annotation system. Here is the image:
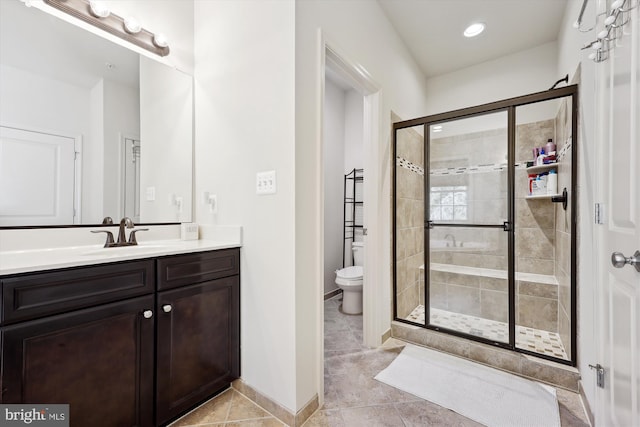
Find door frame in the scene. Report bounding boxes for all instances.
[317,30,382,406]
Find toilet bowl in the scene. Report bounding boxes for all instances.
[335,241,364,314]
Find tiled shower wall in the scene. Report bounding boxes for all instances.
[514,119,558,333]
[395,126,424,318]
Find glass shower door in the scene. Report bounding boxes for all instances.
[426,111,511,344]
[393,124,426,325]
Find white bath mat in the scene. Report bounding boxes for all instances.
[375,344,560,427]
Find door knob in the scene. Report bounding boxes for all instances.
[143,310,153,319]
[162,304,172,313]
[611,250,640,272]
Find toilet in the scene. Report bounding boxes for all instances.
[335,241,364,314]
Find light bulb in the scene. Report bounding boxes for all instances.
[463,23,485,38]
[153,33,169,48]
[611,0,624,10]
[124,16,141,34]
[89,0,110,18]
[604,15,616,26]
[597,29,609,39]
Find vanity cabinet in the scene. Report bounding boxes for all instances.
[0,248,240,427]
[0,260,156,426]
[155,250,240,425]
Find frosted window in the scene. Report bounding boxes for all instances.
[430,186,468,221]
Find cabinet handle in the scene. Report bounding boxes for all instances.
[143,310,153,319]
[162,304,172,313]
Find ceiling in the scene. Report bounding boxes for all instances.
[377,0,569,78]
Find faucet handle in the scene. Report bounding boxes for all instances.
[128,228,149,245]
[91,230,115,247]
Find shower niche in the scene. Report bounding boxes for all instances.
[393,86,577,365]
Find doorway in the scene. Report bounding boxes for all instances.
[318,39,382,407]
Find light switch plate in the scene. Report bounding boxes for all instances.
[145,186,156,201]
[256,170,277,195]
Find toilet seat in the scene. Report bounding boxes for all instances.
[336,266,363,280]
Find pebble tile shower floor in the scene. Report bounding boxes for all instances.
[169,295,589,426]
[406,305,569,360]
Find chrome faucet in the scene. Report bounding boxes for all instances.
[91,217,148,248]
[444,233,456,247]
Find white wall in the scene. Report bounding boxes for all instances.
[296,0,431,410]
[556,0,600,415]
[344,90,364,171]
[424,42,559,115]
[193,0,297,412]
[323,79,346,295]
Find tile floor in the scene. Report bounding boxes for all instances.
[407,305,569,360]
[170,295,590,426]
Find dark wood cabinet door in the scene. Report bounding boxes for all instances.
[1,295,155,427]
[156,276,240,425]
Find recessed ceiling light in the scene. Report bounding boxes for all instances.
[464,22,485,38]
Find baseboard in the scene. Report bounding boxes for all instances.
[381,328,391,343]
[324,288,342,300]
[232,379,319,426]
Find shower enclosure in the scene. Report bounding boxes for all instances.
[393,86,577,365]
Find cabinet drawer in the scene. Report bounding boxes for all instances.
[157,248,239,290]
[1,260,155,325]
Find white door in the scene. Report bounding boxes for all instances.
[595,1,640,425]
[0,126,76,225]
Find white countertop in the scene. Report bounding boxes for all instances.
[0,225,242,276]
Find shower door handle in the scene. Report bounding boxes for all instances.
[611,250,640,272]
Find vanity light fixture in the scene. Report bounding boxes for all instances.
[463,22,485,38]
[124,16,142,34]
[88,0,109,18]
[41,0,170,57]
[153,33,169,49]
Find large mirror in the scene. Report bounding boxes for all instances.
[0,0,193,227]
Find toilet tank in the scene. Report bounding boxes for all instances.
[352,241,364,266]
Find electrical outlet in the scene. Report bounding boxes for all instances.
[256,170,277,195]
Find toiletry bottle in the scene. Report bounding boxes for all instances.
[536,148,546,166]
[528,174,537,196]
[544,138,556,154]
[545,138,556,154]
[535,174,547,195]
[547,169,558,195]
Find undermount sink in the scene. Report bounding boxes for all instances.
[82,244,168,257]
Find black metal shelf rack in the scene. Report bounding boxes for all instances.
[343,168,364,267]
